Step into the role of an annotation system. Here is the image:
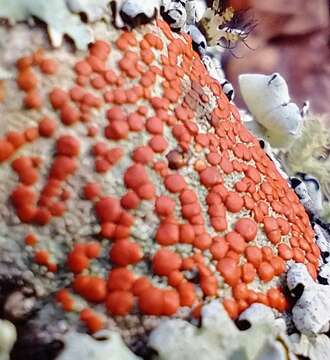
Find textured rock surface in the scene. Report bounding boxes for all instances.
[0,8,322,359]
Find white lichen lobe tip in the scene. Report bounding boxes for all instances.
[57,330,140,360]
[239,72,303,148]
[287,263,314,291]
[287,264,330,336]
[148,301,293,360]
[238,303,275,326]
[120,0,161,22]
[0,320,17,360]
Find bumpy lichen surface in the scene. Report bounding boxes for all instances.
[0,16,320,347]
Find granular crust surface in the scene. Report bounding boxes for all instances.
[0,19,319,343]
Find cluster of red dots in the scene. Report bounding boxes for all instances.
[10,133,78,227]
[0,19,320,333]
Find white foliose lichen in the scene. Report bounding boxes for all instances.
[295,173,323,212]
[201,53,224,82]
[57,330,141,360]
[314,224,330,256]
[148,301,293,360]
[287,263,330,336]
[0,0,94,49]
[318,262,330,284]
[185,24,207,52]
[112,0,162,28]
[290,177,315,206]
[185,0,207,24]
[67,0,110,22]
[239,73,303,149]
[290,333,330,360]
[161,0,187,31]
[0,0,165,48]
[0,320,17,360]
[0,68,12,80]
[238,303,286,332]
